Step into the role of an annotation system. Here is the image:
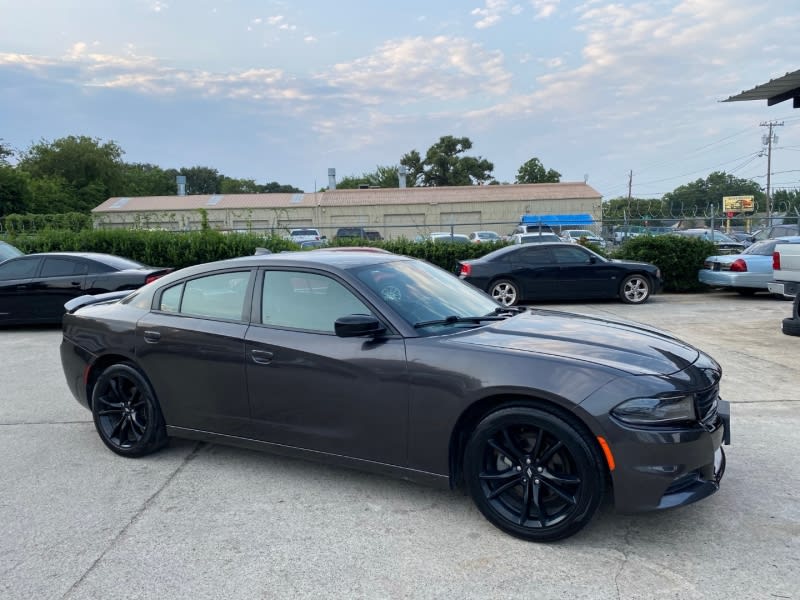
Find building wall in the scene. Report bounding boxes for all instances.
[94,197,601,239]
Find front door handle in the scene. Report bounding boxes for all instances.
[251,349,274,365]
[143,330,161,344]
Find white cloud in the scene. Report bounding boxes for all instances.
[471,0,514,29]
[304,35,317,43]
[531,0,560,19]
[323,36,512,101]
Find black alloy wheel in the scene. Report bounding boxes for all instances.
[91,363,167,457]
[464,406,604,542]
[619,274,651,304]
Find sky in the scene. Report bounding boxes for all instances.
[1,0,799,202]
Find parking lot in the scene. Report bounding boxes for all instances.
[1,291,798,600]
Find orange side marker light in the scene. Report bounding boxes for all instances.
[597,436,616,471]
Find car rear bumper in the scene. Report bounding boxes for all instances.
[699,270,768,289]
[767,280,799,298]
[607,399,730,514]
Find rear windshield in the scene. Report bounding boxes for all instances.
[91,255,147,270]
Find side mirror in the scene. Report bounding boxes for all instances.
[589,256,597,264]
[335,314,386,338]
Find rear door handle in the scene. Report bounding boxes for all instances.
[251,349,274,365]
[143,330,161,344]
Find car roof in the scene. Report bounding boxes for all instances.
[473,242,583,260]
[20,251,143,264]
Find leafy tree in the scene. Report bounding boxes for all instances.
[0,139,13,166]
[602,197,667,220]
[365,165,401,188]
[221,177,261,194]
[261,181,303,193]
[17,135,125,212]
[121,163,178,197]
[180,166,222,195]
[335,175,369,190]
[772,189,800,219]
[0,166,32,216]
[662,171,764,216]
[399,150,424,187]
[401,136,494,187]
[515,158,561,184]
[26,176,79,214]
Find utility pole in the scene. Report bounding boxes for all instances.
[761,120,784,223]
[627,170,633,200]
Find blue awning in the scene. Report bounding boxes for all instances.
[520,213,595,227]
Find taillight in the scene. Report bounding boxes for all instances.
[773,251,781,270]
[145,273,166,285]
[730,259,747,272]
[459,263,472,276]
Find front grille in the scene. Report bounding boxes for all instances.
[695,386,719,423]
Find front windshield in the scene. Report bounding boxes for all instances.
[351,259,499,333]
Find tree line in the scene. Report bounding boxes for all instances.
[0,134,561,217]
[3,133,794,221]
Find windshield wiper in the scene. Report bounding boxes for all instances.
[413,314,509,329]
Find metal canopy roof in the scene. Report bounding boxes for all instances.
[723,69,800,108]
[520,213,595,226]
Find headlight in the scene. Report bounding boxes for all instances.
[611,395,696,426]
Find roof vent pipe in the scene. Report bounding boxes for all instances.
[328,168,336,190]
[398,165,407,188]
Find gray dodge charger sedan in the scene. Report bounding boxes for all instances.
[60,250,730,542]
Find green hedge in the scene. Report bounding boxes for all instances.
[613,235,717,292]
[4,228,718,292]
[7,230,297,270]
[1,212,93,234]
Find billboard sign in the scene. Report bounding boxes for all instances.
[722,195,755,213]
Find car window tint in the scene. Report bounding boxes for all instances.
[85,260,116,274]
[160,283,184,313]
[40,257,87,278]
[179,271,250,320]
[513,246,553,265]
[262,271,371,333]
[552,246,592,264]
[0,257,42,280]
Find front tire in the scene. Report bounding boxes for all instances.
[620,274,651,304]
[463,406,604,542]
[490,279,520,307]
[91,363,167,458]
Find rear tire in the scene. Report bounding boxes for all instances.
[91,363,167,457]
[490,279,520,307]
[463,406,604,542]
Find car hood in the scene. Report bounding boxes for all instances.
[448,310,699,376]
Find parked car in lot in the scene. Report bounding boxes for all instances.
[752,223,800,242]
[429,232,470,244]
[612,225,646,244]
[60,250,728,542]
[334,227,383,241]
[699,237,800,295]
[458,243,662,306]
[0,252,172,325]
[286,228,322,243]
[468,231,501,243]
[0,240,23,263]
[510,233,562,245]
[671,229,745,254]
[559,229,607,249]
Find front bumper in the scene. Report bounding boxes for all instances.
[608,399,730,514]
